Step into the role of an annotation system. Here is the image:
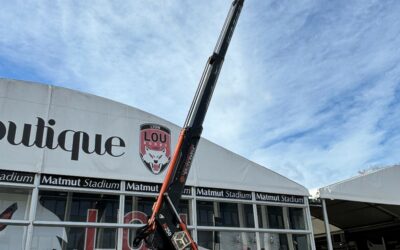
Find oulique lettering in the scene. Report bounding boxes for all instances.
[0,117,126,161]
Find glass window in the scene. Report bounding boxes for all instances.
[178,199,191,225]
[259,233,311,250]
[198,231,256,250]
[197,201,254,228]
[257,205,285,229]
[37,191,119,223]
[242,203,255,228]
[292,234,310,250]
[0,188,31,220]
[0,225,27,250]
[219,202,239,227]
[197,201,214,226]
[289,207,306,230]
[198,231,214,249]
[257,205,307,231]
[124,196,192,225]
[124,196,154,221]
[124,228,145,250]
[259,233,289,250]
[32,226,117,250]
[123,196,192,249]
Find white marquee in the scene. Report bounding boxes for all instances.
[0,78,308,196]
[318,165,400,205]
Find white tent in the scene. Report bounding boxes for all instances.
[318,165,400,205]
[312,165,400,250]
[0,78,308,196]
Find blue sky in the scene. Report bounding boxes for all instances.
[1,0,400,189]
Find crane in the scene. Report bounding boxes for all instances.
[133,1,244,249]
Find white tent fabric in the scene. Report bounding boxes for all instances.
[318,165,400,205]
[192,140,308,195]
[0,78,308,196]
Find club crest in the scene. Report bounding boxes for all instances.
[139,124,171,174]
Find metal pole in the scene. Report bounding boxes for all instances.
[192,187,198,243]
[283,207,295,250]
[304,198,316,250]
[252,192,261,250]
[321,199,333,250]
[62,192,73,250]
[25,173,40,250]
[117,181,125,250]
[382,236,387,250]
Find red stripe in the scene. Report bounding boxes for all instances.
[85,209,98,250]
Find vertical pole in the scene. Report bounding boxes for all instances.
[117,181,125,250]
[304,198,316,250]
[382,236,387,250]
[238,204,248,246]
[283,207,295,250]
[62,192,73,250]
[192,187,198,243]
[25,173,40,250]
[260,206,269,250]
[22,190,33,248]
[252,192,261,250]
[322,199,333,250]
[213,201,220,250]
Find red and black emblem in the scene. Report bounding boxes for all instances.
[139,124,171,175]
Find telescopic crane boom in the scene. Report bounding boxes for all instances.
[133,1,244,249]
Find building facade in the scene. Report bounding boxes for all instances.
[0,79,315,250]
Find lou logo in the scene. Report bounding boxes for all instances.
[139,124,171,174]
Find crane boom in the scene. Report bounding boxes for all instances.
[133,1,244,249]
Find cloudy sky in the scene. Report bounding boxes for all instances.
[1,0,400,189]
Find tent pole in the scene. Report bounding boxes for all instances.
[382,236,387,250]
[305,198,316,250]
[322,199,333,250]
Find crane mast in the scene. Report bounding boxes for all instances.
[133,1,244,249]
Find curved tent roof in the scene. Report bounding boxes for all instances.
[312,165,400,231]
[0,78,308,196]
[318,165,400,205]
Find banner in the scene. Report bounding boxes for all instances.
[40,174,121,191]
[196,187,253,200]
[125,181,192,195]
[0,170,35,184]
[255,192,305,204]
